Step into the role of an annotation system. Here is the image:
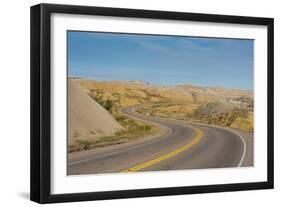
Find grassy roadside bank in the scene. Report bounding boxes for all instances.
[69,112,160,153]
[136,103,253,132]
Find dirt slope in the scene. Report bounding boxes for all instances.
[193,101,253,131]
[68,79,123,146]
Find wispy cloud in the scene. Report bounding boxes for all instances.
[68,31,254,89]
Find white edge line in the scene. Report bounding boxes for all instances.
[68,108,173,166]
[69,106,247,168]
[159,118,248,167]
[68,127,173,166]
[126,107,248,168]
[189,121,247,167]
[225,128,247,167]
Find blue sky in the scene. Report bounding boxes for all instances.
[68,31,253,90]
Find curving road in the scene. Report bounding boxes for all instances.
[68,105,253,175]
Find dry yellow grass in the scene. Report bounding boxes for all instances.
[75,79,254,134]
[81,80,194,110]
[136,103,199,120]
[230,111,254,131]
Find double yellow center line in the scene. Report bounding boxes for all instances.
[121,127,204,173]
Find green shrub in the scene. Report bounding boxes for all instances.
[92,96,113,113]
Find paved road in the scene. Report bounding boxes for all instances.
[68,106,253,175]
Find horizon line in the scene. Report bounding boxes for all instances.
[68,76,253,91]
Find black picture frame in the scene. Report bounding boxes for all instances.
[30,3,274,204]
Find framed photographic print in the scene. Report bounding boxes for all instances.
[30,3,274,203]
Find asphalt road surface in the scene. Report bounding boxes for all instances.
[68,106,253,175]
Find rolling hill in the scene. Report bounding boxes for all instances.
[68,79,123,151]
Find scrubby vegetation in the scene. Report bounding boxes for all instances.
[81,80,254,135]
[192,101,253,131]
[92,96,113,112]
[68,79,254,153]
[81,80,194,115]
[136,103,198,120]
[69,114,158,152]
[136,101,254,132]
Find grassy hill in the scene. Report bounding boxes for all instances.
[68,79,160,152]
[75,78,254,135]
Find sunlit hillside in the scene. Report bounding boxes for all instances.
[78,78,254,132]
